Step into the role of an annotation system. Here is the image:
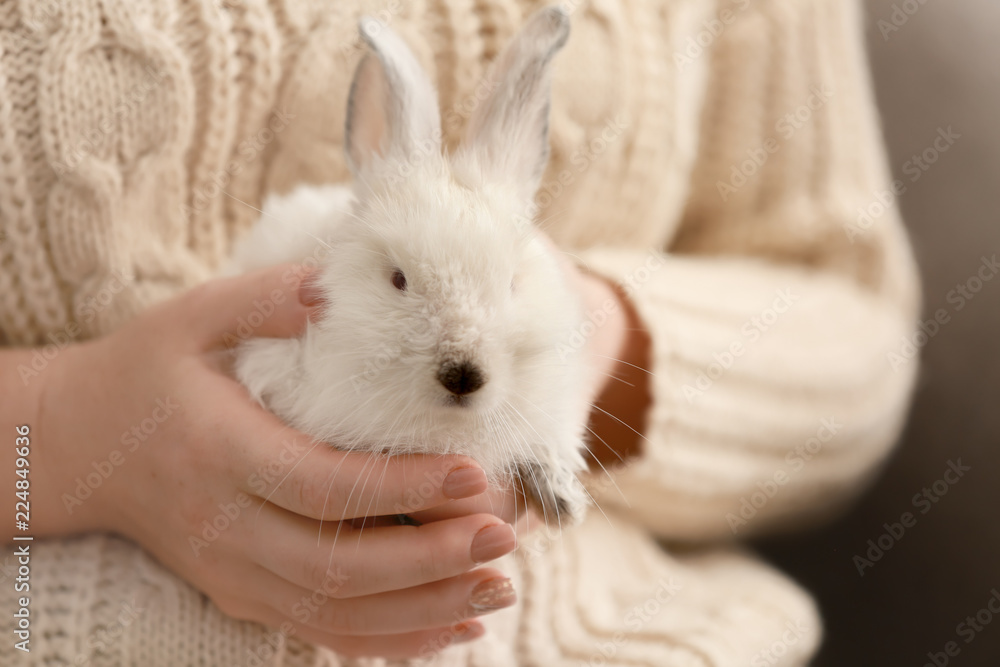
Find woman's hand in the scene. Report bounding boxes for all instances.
[31,264,519,659]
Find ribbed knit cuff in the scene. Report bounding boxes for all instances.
[574,247,918,540]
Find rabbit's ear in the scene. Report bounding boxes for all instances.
[455,7,570,201]
[345,18,442,180]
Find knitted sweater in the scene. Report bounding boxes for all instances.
[0,0,920,665]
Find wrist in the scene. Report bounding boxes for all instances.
[576,269,652,468]
[575,268,629,393]
[2,347,49,544]
[32,339,115,537]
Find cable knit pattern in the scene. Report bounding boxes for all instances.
[0,0,919,665]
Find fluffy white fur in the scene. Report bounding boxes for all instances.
[224,184,356,274]
[232,7,589,523]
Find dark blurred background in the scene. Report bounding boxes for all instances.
[755,0,1000,664]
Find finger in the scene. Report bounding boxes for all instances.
[212,378,489,518]
[245,598,486,660]
[408,487,522,524]
[295,620,486,660]
[249,501,517,595]
[408,483,545,537]
[174,263,314,350]
[264,566,516,635]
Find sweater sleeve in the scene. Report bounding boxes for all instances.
[575,0,921,541]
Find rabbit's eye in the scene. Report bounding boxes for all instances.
[391,269,407,291]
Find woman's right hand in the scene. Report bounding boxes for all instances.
[32,264,519,659]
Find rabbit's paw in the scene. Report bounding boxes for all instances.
[515,459,588,527]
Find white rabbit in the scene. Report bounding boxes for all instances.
[230,7,590,525]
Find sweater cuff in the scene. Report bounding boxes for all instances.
[572,247,918,540]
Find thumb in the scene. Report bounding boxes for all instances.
[177,263,316,350]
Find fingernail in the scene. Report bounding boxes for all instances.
[470,523,517,563]
[298,270,325,307]
[452,620,486,644]
[442,467,488,499]
[469,577,517,612]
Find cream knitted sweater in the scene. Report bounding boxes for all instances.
[0,0,920,665]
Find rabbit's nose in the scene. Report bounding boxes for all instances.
[438,362,486,396]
